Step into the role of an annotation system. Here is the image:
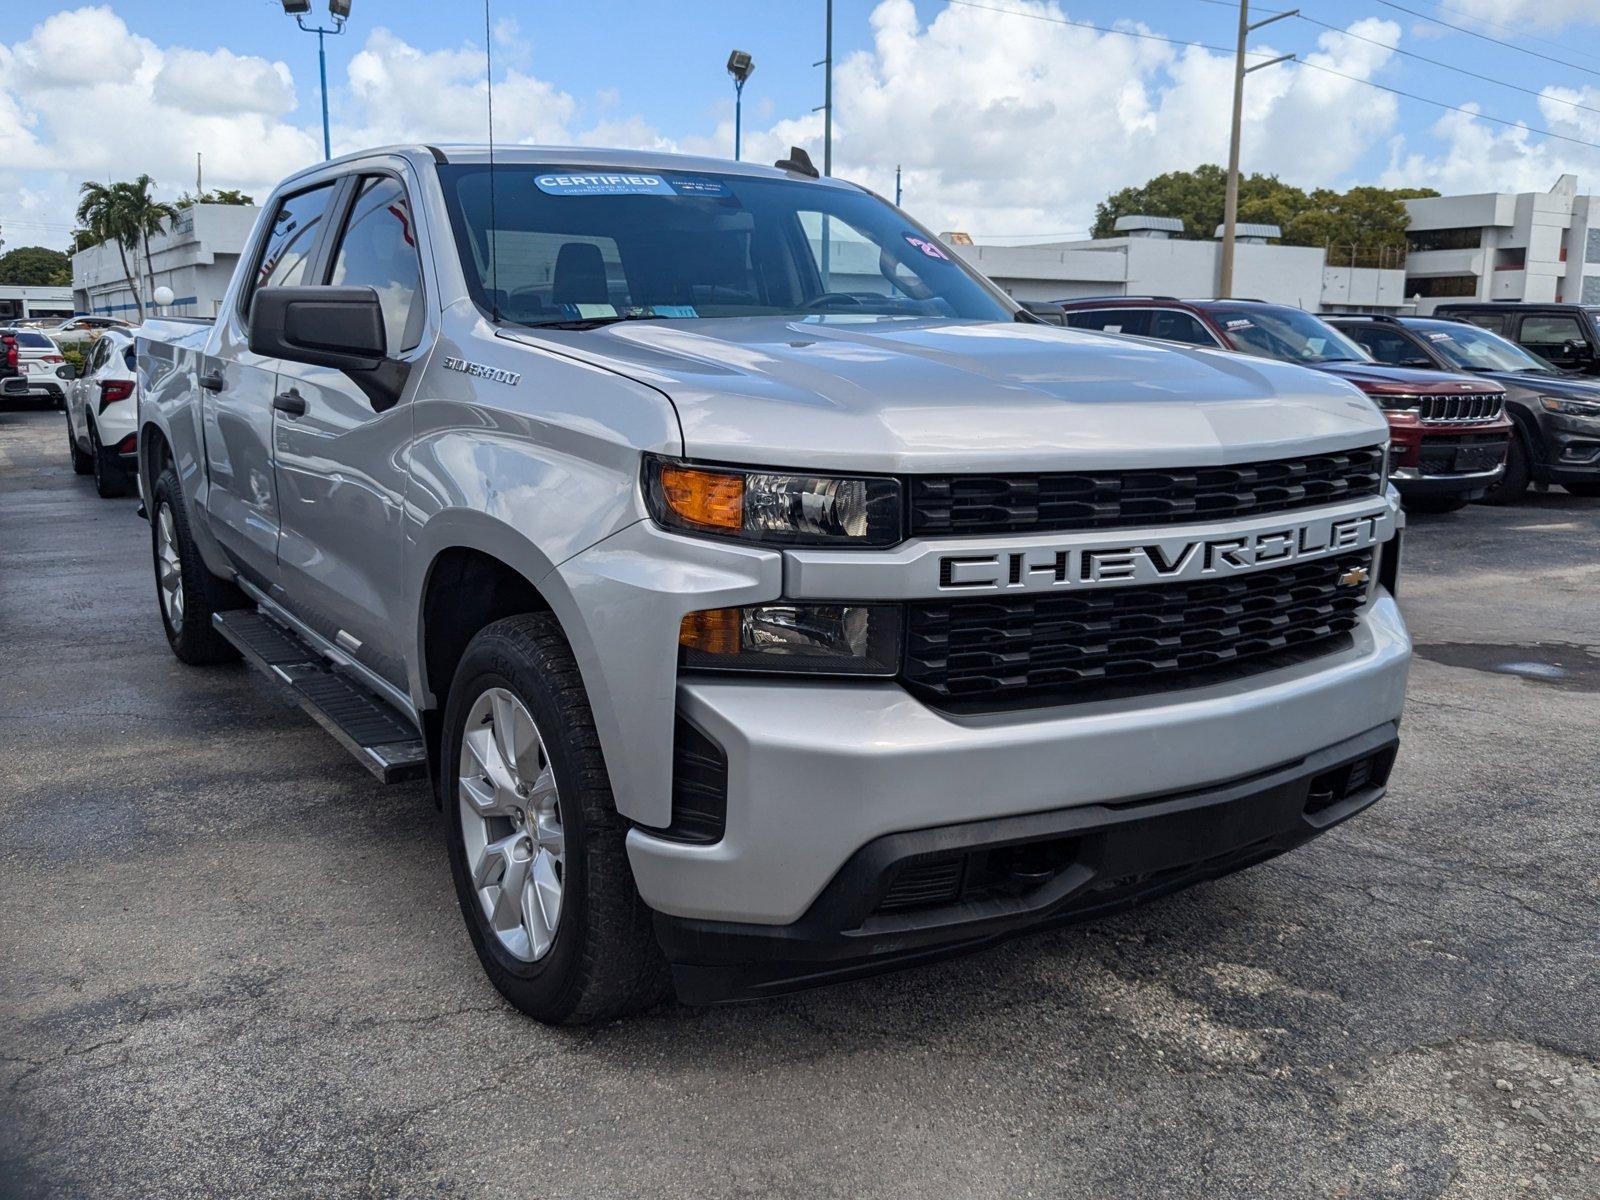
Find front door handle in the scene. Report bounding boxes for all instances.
[273,390,308,418]
[199,370,225,393]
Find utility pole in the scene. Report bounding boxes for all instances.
[1218,2,1295,298]
[815,0,834,176]
[895,165,902,207]
[282,2,352,161]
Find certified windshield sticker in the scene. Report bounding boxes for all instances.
[536,173,676,196]
[1224,318,1254,330]
[904,234,950,261]
[1426,332,1455,342]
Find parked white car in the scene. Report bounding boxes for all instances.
[50,315,136,347]
[0,327,70,407]
[65,326,137,497]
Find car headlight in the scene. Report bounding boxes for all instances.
[679,603,902,675]
[1540,394,1600,417]
[644,456,902,546]
[1368,393,1422,413]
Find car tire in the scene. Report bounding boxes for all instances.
[441,613,671,1025]
[89,421,130,499]
[66,411,92,475]
[1562,482,1600,497]
[1404,494,1469,514]
[150,465,244,666]
[1479,432,1530,505]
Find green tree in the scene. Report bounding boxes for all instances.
[0,245,72,286]
[118,174,181,313]
[1091,166,1438,259]
[176,187,256,207]
[76,180,144,320]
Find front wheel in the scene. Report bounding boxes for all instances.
[90,422,130,499]
[442,613,669,1024]
[150,466,243,665]
[1479,432,1530,505]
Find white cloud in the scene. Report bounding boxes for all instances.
[1438,0,1600,34]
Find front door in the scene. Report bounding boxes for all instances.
[272,173,428,692]
[203,181,340,590]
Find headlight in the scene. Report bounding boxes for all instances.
[1368,393,1422,413]
[679,603,902,675]
[644,456,902,546]
[1540,394,1600,417]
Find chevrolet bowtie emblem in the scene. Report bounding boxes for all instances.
[1339,566,1371,587]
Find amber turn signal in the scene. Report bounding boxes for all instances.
[658,465,744,531]
[679,608,742,655]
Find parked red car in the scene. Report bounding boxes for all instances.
[1051,297,1512,512]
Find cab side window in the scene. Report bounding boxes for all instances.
[1149,310,1218,346]
[1519,314,1584,353]
[328,176,427,354]
[249,183,338,308]
[1347,326,1426,366]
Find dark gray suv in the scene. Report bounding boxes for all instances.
[1432,302,1600,377]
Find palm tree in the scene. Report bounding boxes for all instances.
[76,181,143,321]
[119,175,180,315]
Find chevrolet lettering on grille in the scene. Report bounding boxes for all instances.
[938,507,1391,593]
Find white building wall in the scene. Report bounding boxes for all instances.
[72,203,261,318]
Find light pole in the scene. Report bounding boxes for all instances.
[281,1,352,161]
[727,51,754,161]
[1218,1,1295,298]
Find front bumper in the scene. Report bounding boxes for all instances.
[1390,464,1502,499]
[656,722,1399,1004]
[628,592,1411,931]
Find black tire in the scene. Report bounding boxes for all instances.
[66,412,92,475]
[441,613,670,1024]
[150,465,244,665]
[1404,494,1470,514]
[1562,481,1600,497]
[1479,430,1530,505]
[90,420,130,499]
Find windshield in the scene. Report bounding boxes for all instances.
[436,164,1013,328]
[1209,306,1370,364]
[1411,321,1556,373]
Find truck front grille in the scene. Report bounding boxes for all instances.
[1417,392,1504,424]
[902,551,1372,708]
[909,446,1385,537]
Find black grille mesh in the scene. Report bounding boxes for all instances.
[903,551,1372,705]
[910,446,1385,537]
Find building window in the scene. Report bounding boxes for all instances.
[1406,227,1481,252]
[1408,275,1478,298]
[1495,248,1526,271]
[1583,276,1600,305]
[1586,228,1600,265]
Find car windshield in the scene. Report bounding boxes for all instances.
[1208,306,1369,364]
[1411,321,1557,374]
[436,164,1013,328]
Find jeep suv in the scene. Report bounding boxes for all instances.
[1432,302,1600,377]
[1327,314,1600,502]
[1055,297,1512,513]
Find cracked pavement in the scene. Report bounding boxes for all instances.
[2,408,1597,1199]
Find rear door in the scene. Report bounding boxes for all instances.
[270,171,430,691]
[202,181,339,590]
[1516,313,1594,371]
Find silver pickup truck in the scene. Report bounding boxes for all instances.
[137,144,1411,1023]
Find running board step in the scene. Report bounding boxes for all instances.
[213,609,427,784]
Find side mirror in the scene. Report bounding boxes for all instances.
[248,286,407,411]
[57,364,77,380]
[1560,337,1593,361]
[1400,357,1433,370]
[1018,300,1067,325]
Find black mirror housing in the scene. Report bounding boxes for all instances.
[57,364,77,380]
[248,286,408,410]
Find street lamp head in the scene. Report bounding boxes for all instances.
[280,0,312,14]
[330,0,353,19]
[726,50,754,84]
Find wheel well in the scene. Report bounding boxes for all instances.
[421,548,552,710]
[140,422,173,484]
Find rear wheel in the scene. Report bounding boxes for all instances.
[1479,431,1530,505]
[1404,494,1469,514]
[66,411,92,475]
[442,613,670,1024]
[150,465,243,665]
[90,421,130,499]
[1562,481,1600,497]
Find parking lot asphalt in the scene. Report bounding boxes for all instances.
[1,404,1596,1200]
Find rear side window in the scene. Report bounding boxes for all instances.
[1066,309,1150,336]
[1148,310,1217,346]
[1346,326,1427,366]
[1453,312,1504,334]
[328,175,427,354]
[250,183,337,304]
[1519,314,1585,347]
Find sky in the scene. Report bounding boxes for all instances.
[4,0,1600,252]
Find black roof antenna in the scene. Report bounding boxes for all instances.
[774,146,820,178]
[483,0,501,323]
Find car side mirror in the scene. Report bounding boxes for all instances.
[1400,357,1433,369]
[57,364,77,380]
[248,286,408,411]
[1561,337,1593,361]
[1018,300,1067,325]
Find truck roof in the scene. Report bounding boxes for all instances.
[277,143,854,190]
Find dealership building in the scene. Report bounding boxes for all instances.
[71,202,260,319]
[1401,174,1600,312]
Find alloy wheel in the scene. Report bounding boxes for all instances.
[457,687,565,962]
[155,503,183,630]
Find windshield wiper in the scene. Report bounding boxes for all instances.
[524,313,668,331]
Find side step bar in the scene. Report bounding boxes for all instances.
[213,609,428,784]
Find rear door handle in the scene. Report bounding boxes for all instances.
[199,370,225,393]
[273,390,308,418]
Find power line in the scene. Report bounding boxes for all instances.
[1372,0,1600,80]
[1416,0,1600,66]
[940,0,1600,154]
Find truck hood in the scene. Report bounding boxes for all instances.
[512,316,1388,472]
